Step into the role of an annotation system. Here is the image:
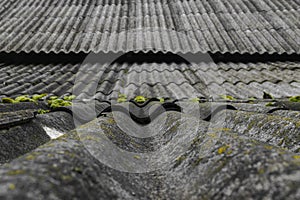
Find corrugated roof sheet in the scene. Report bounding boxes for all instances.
[1,58,300,100]
[0,0,299,54]
[0,110,300,199]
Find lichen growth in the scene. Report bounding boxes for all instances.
[192,156,203,167]
[220,95,236,101]
[210,128,231,132]
[277,138,285,146]
[296,121,300,128]
[81,135,100,142]
[25,154,36,161]
[264,145,273,150]
[134,95,147,103]
[293,155,300,160]
[61,175,72,181]
[7,170,26,176]
[133,155,141,160]
[217,144,230,154]
[174,155,186,167]
[289,96,300,103]
[8,183,16,190]
[258,168,265,174]
[107,118,115,124]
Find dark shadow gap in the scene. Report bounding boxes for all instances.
[0,52,299,65]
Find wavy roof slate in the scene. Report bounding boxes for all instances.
[0,0,299,54]
[1,57,300,100]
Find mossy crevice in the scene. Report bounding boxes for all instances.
[1,94,76,111]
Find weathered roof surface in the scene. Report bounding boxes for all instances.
[0,109,299,199]
[0,0,300,198]
[0,107,75,164]
[1,53,300,100]
[0,0,299,54]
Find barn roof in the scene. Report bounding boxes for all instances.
[0,0,300,199]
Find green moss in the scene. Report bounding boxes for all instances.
[49,96,58,100]
[248,97,256,103]
[63,95,76,101]
[117,94,127,103]
[1,97,17,103]
[289,96,300,103]
[8,183,16,190]
[220,95,236,101]
[158,97,165,103]
[7,170,26,176]
[48,98,72,108]
[37,109,50,114]
[15,95,36,103]
[266,102,277,107]
[133,155,141,160]
[134,95,147,103]
[32,93,47,101]
[2,94,48,104]
[117,98,127,103]
[190,97,200,103]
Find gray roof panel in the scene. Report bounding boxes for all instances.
[0,57,300,100]
[0,0,299,54]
